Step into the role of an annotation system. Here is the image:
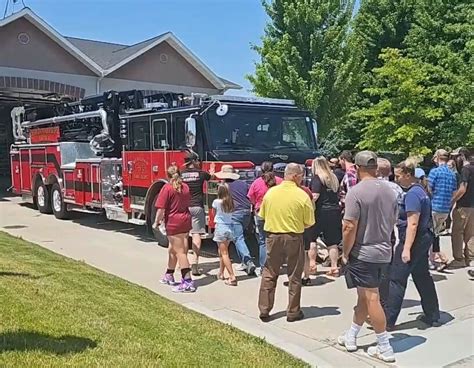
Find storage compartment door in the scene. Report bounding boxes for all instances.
[73,168,85,205]
[20,149,31,192]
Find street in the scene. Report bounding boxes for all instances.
[1,195,473,368]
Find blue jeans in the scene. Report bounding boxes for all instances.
[255,215,266,267]
[383,230,440,326]
[232,211,252,264]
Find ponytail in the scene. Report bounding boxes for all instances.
[261,161,277,188]
[167,165,183,192]
[396,157,419,177]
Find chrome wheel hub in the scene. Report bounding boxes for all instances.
[37,186,45,207]
[53,190,62,213]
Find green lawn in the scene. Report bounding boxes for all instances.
[0,232,308,367]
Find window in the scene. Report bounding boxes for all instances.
[130,119,150,151]
[153,119,168,150]
[207,110,315,151]
[281,117,312,149]
[172,115,187,150]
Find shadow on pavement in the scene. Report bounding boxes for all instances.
[69,211,156,244]
[390,333,427,353]
[0,330,97,355]
[301,306,341,318]
[2,225,28,229]
[267,306,340,322]
[283,275,336,287]
[431,273,448,282]
[311,275,336,286]
[396,311,454,331]
[358,332,426,353]
[194,271,256,289]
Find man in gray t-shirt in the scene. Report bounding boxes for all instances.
[345,178,398,263]
[338,151,398,363]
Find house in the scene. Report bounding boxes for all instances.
[0,7,241,178]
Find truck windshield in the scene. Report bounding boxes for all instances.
[206,109,315,151]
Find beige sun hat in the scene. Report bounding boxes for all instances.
[215,164,240,180]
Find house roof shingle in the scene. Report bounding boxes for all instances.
[65,34,169,70]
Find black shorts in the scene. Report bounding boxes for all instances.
[305,208,342,249]
[344,256,389,289]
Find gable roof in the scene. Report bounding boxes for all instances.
[65,34,168,70]
[0,8,103,74]
[0,8,241,90]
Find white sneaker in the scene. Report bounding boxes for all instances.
[367,345,395,363]
[255,267,262,277]
[337,333,357,352]
[236,263,247,271]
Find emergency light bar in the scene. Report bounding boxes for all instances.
[209,95,296,106]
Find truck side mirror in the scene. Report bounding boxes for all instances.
[312,119,318,146]
[185,117,196,148]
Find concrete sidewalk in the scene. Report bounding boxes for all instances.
[1,196,473,367]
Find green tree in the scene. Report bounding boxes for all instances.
[357,49,442,155]
[323,0,416,154]
[358,0,474,155]
[405,0,473,148]
[352,0,415,72]
[248,0,363,135]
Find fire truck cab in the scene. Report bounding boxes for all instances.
[10,90,319,244]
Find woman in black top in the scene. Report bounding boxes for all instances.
[310,157,343,276]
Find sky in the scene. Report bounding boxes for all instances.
[2,0,268,95]
[2,0,360,96]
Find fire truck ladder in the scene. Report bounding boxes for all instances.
[15,108,112,154]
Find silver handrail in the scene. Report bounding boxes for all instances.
[21,108,109,135]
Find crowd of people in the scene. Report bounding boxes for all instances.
[152,148,473,362]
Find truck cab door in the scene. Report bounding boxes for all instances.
[122,116,154,209]
[150,116,170,181]
[168,112,199,166]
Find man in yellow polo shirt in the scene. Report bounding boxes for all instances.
[258,163,315,322]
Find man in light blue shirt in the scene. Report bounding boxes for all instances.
[428,149,457,261]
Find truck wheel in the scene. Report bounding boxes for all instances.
[149,197,169,247]
[51,183,69,219]
[36,181,52,214]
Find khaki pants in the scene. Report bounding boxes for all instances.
[432,212,449,253]
[432,212,449,235]
[258,233,304,318]
[451,207,474,262]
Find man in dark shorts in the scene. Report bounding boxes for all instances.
[181,153,214,276]
[338,151,398,363]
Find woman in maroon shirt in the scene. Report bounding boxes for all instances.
[153,165,195,293]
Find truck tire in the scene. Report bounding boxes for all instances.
[149,196,169,247]
[36,181,52,214]
[51,183,69,220]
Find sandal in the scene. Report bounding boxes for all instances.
[436,262,448,272]
[326,268,340,277]
[217,272,225,280]
[225,279,238,286]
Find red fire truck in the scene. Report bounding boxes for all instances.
[10,90,318,244]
